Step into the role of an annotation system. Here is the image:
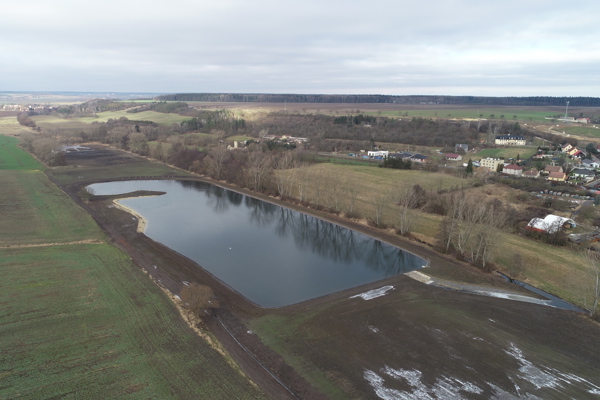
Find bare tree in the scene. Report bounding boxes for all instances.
[206,144,229,180]
[180,283,219,317]
[371,189,391,227]
[395,185,418,235]
[246,151,272,192]
[584,250,600,317]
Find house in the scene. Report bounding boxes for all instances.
[503,164,523,176]
[547,171,567,182]
[571,168,596,182]
[455,144,469,152]
[480,157,504,171]
[544,165,564,174]
[568,147,584,158]
[445,153,462,161]
[581,159,600,169]
[577,118,591,124]
[495,135,526,146]
[388,152,413,159]
[561,144,574,153]
[527,214,576,234]
[522,169,540,178]
[410,154,428,163]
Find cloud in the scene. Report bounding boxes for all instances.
[1,0,599,95]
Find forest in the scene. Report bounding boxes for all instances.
[155,93,600,107]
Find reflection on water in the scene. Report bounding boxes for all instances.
[88,180,426,307]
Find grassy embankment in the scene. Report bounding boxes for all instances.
[290,163,595,308]
[0,135,266,399]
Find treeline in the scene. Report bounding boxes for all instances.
[156,93,600,107]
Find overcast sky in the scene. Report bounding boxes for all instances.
[1,0,599,96]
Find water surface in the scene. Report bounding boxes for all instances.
[88,180,426,307]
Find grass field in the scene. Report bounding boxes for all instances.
[288,163,596,309]
[560,125,600,139]
[0,116,37,136]
[0,135,43,170]
[474,146,537,159]
[0,137,266,399]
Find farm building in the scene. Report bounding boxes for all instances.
[527,215,576,234]
[455,144,469,152]
[368,150,389,159]
[495,135,526,146]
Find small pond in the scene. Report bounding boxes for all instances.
[88,180,427,307]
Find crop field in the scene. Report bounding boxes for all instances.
[249,278,600,399]
[49,145,191,186]
[0,136,266,399]
[0,244,266,399]
[474,147,537,159]
[77,110,191,125]
[0,170,104,246]
[0,135,43,170]
[369,107,577,122]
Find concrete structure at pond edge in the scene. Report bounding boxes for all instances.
[526,214,576,234]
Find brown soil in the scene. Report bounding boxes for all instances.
[51,146,600,399]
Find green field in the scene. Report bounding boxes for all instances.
[560,125,600,139]
[0,244,265,399]
[474,147,537,159]
[0,137,266,399]
[372,108,563,122]
[0,135,43,170]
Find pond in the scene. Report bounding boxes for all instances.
[88,180,427,307]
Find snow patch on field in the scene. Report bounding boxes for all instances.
[351,286,394,300]
[364,367,482,400]
[505,343,600,395]
[368,325,379,333]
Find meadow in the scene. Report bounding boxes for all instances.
[294,163,596,308]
